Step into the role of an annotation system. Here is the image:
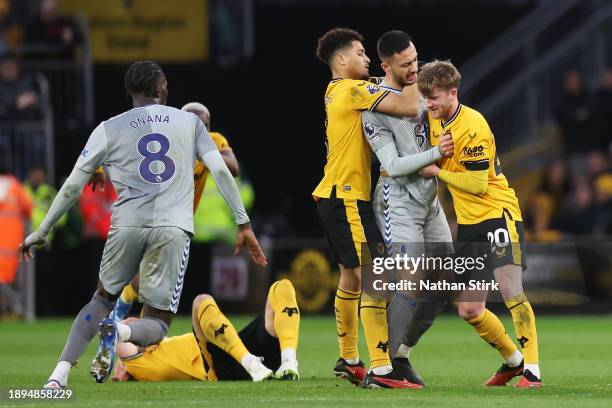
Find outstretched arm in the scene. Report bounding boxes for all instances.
[19,167,91,261]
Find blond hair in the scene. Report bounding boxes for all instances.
[417,60,461,97]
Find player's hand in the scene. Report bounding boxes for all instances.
[111,361,130,382]
[438,132,454,157]
[88,170,106,192]
[234,223,268,266]
[419,164,440,179]
[18,230,47,262]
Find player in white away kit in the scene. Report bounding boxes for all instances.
[18,61,267,387]
[362,32,454,386]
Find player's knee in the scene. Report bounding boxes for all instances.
[458,304,484,321]
[270,279,296,299]
[192,293,214,314]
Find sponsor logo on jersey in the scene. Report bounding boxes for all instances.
[80,148,89,158]
[462,145,485,158]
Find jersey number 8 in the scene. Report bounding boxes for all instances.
[138,133,176,183]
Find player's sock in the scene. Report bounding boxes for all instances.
[48,361,72,386]
[268,279,300,357]
[59,294,114,364]
[360,296,391,369]
[112,284,138,321]
[396,343,412,359]
[335,287,360,361]
[386,292,417,357]
[505,294,539,371]
[401,299,447,350]
[197,297,249,363]
[466,309,518,361]
[125,317,167,346]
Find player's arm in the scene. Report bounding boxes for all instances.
[195,119,267,266]
[19,166,92,260]
[372,83,419,117]
[220,149,240,177]
[437,166,489,195]
[19,124,107,261]
[362,111,452,177]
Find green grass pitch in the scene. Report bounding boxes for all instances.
[1,315,611,407]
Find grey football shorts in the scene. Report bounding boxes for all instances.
[373,181,453,257]
[99,226,191,313]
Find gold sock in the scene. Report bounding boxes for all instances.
[268,279,300,351]
[197,298,249,363]
[360,296,390,368]
[506,294,539,364]
[335,288,360,361]
[466,308,518,361]
[120,283,138,303]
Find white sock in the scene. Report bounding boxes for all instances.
[344,357,360,365]
[370,364,392,375]
[281,348,296,363]
[525,363,540,379]
[48,361,72,386]
[240,353,259,371]
[116,322,131,343]
[506,350,523,367]
[396,344,412,359]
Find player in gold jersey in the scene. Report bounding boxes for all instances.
[417,60,542,388]
[111,279,300,382]
[110,102,241,321]
[313,28,422,389]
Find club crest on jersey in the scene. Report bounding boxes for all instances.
[364,122,375,137]
[366,84,380,95]
[414,122,427,147]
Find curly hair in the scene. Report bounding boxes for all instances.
[124,61,165,97]
[315,28,363,66]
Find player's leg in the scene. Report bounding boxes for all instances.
[264,279,300,379]
[392,199,453,386]
[316,196,364,382]
[455,222,523,386]
[353,197,421,389]
[192,293,273,381]
[46,226,144,388]
[111,274,140,322]
[494,216,541,387]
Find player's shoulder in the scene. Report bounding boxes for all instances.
[460,104,490,128]
[210,131,230,148]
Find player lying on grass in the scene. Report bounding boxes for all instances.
[111,101,240,322]
[111,279,300,382]
[418,60,542,388]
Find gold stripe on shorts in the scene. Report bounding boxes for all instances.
[343,199,366,265]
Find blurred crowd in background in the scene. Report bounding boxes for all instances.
[524,68,612,241]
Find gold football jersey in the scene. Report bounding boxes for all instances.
[123,333,207,381]
[312,78,390,201]
[429,104,522,224]
[193,131,231,211]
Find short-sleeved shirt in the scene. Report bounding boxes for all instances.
[193,131,231,211]
[428,104,522,224]
[75,104,217,233]
[123,333,207,381]
[312,78,390,201]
